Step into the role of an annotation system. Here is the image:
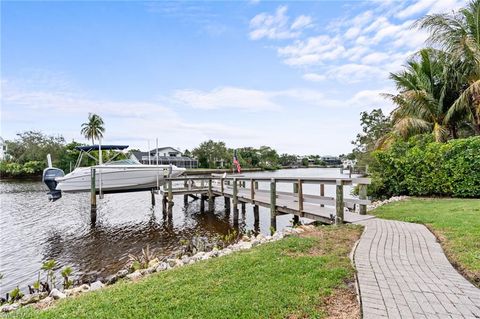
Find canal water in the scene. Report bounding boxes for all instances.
[0,168,355,295]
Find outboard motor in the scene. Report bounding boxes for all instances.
[42,154,64,201]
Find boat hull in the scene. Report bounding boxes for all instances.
[56,165,185,193]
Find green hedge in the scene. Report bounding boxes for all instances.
[369,136,480,198]
[0,160,45,178]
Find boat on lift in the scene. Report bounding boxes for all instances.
[42,145,185,201]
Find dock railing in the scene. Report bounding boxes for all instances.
[161,176,371,226]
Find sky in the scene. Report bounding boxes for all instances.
[0,0,467,156]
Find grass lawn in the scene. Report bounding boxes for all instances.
[371,197,480,287]
[11,225,362,319]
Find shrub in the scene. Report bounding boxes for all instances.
[0,160,44,178]
[370,136,480,198]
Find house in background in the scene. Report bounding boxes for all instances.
[321,155,342,166]
[131,146,198,169]
[0,137,7,161]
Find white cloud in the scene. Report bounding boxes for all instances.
[395,0,464,19]
[171,87,329,110]
[351,10,375,28]
[325,64,386,83]
[344,27,361,40]
[349,88,394,111]
[396,0,435,19]
[278,35,345,66]
[302,73,326,82]
[344,46,370,62]
[361,52,390,65]
[291,15,313,30]
[0,79,261,149]
[250,0,464,84]
[249,6,312,40]
[172,87,280,111]
[2,79,175,119]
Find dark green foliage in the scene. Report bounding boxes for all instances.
[301,157,309,167]
[370,136,480,198]
[192,140,229,169]
[351,109,392,167]
[279,153,297,166]
[5,131,65,164]
[0,132,86,178]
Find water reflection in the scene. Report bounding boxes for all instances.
[42,206,235,282]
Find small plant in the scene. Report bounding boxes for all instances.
[0,274,5,305]
[41,259,58,292]
[10,287,23,302]
[270,226,275,236]
[246,230,252,238]
[29,271,42,293]
[61,266,74,289]
[128,245,156,270]
[221,229,239,247]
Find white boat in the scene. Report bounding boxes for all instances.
[43,145,185,200]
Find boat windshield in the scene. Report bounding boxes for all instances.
[106,158,141,165]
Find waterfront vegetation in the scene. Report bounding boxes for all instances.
[351,1,480,198]
[368,135,480,198]
[12,225,362,319]
[372,198,480,287]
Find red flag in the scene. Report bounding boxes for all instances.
[233,150,241,173]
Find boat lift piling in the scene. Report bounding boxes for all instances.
[90,167,97,225]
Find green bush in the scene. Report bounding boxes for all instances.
[370,136,480,198]
[0,160,45,178]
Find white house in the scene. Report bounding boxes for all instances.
[131,146,198,169]
[0,137,7,161]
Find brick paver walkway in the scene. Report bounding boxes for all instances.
[354,219,480,318]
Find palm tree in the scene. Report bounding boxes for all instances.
[416,0,480,134]
[385,49,460,142]
[80,113,105,144]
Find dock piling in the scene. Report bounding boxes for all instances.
[168,180,173,205]
[293,215,300,226]
[253,205,260,232]
[270,178,277,231]
[298,179,303,215]
[320,184,325,207]
[250,179,255,200]
[208,179,212,201]
[232,178,238,212]
[90,167,97,226]
[359,183,367,215]
[200,195,205,212]
[335,180,345,225]
[151,189,156,206]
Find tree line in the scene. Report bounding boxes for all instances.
[0,132,329,178]
[0,114,109,178]
[187,140,327,170]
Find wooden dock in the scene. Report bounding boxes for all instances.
[159,176,374,229]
